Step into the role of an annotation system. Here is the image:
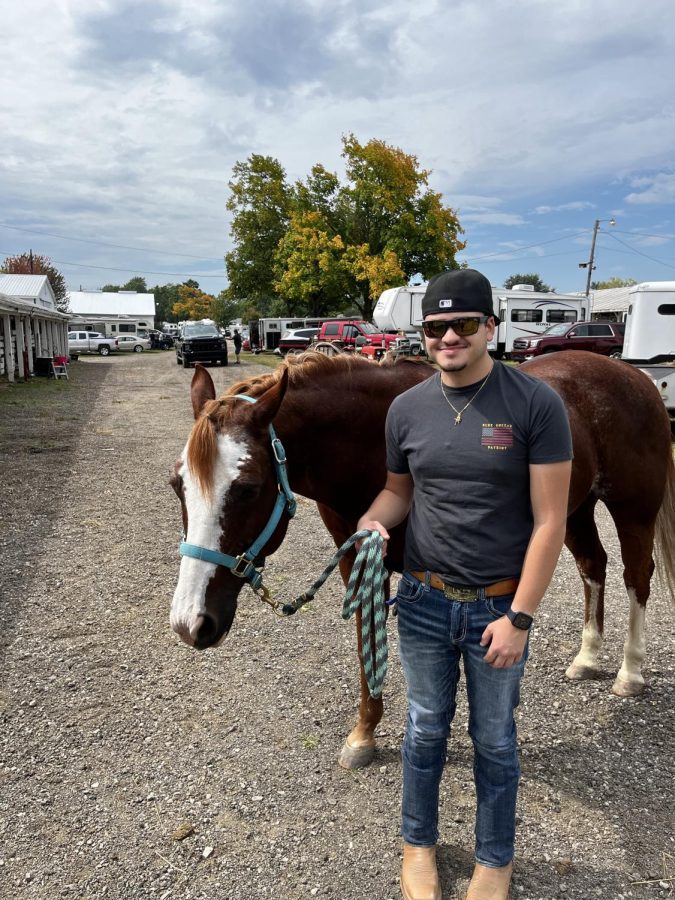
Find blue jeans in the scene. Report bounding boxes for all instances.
[396,571,528,867]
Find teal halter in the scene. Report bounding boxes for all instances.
[179,394,297,591]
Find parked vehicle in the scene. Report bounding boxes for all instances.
[252,317,326,352]
[276,327,319,355]
[67,331,118,356]
[148,330,174,349]
[621,281,675,363]
[175,322,228,368]
[374,283,587,358]
[315,319,399,357]
[510,321,625,361]
[116,334,150,352]
[636,364,675,430]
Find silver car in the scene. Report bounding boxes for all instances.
[116,335,150,352]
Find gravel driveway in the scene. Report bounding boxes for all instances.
[1,350,673,900]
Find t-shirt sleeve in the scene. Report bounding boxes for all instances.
[385,402,410,474]
[528,382,574,463]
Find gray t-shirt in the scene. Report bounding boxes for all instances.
[386,362,573,585]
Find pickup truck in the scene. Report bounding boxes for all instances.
[316,320,399,357]
[67,331,119,356]
[175,322,228,368]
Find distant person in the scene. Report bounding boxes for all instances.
[233,329,242,364]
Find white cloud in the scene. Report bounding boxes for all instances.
[625,172,675,204]
[534,202,595,214]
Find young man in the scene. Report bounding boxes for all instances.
[358,269,572,900]
[233,328,242,364]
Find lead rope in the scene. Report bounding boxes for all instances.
[280,530,389,699]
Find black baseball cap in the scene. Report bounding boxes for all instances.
[422,269,500,324]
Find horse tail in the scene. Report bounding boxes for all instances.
[655,452,675,603]
[186,400,220,498]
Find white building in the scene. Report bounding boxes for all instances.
[0,275,70,382]
[68,290,155,335]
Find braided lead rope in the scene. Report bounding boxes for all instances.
[281,530,389,698]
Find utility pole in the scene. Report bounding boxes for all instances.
[29,249,34,273]
[579,218,615,297]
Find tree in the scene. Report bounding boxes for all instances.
[591,277,637,290]
[225,137,465,320]
[121,276,147,292]
[225,155,292,306]
[503,273,553,293]
[171,283,215,321]
[273,212,348,317]
[1,251,69,312]
[210,291,245,328]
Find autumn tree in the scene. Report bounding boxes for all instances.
[503,273,554,293]
[591,277,637,290]
[1,252,69,312]
[225,155,292,306]
[171,283,216,320]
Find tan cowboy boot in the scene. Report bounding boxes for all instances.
[401,844,442,900]
[465,862,512,900]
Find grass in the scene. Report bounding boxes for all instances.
[0,376,74,408]
[239,351,281,369]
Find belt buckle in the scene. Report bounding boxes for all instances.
[443,583,478,602]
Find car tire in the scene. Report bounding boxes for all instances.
[98,345,110,356]
[134,345,143,353]
[542,347,558,354]
[609,348,622,359]
[182,357,191,368]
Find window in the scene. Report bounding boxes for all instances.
[511,309,542,322]
[119,324,135,333]
[343,325,358,339]
[569,325,589,337]
[657,304,675,315]
[111,325,117,332]
[267,323,279,330]
[324,323,340,336]
[547,309,577,323]
[587,324,613,336]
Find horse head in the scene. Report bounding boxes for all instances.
[170,364,292,649]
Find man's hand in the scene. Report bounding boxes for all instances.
[480,616,529,668]
[356,519,390,555]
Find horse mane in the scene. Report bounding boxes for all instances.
[186,352,433,495]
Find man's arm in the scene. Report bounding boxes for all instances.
[357,471,414,553]
[482,459,571,668]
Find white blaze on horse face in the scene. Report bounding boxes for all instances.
[171,433,250,642]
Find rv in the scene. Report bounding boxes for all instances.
[374,283,586,358]
[621,282,675,363]
[250,317,328,351]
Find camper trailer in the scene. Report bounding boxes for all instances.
[621,282,675,363]
[374,283,586,357]
[250,317,327,351]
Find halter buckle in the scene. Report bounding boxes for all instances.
[232,555,255,579]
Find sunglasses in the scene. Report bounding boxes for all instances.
[422,316,490,339]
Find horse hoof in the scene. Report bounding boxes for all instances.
[338,740,376,770]
[565,663,601,681]
[612,677,645,698]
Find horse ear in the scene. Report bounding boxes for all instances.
[250,367,289,428]
[190,364,216,419]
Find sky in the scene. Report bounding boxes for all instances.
[2,0,675,298]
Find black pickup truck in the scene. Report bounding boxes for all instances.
[175,322,228,368]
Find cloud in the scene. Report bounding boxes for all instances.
[534,202,595,214]
[625,171,675,204]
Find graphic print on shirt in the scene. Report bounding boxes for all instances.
[481,423,514,451]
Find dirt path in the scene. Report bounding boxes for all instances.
[0,351,673,900]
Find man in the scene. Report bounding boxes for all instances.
[233,328,242,364]
[357,269,572,900]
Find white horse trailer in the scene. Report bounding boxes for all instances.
[374,283,586,358]
[621,282,675,363]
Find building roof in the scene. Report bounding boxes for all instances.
[0,290,69,321]
[0,274,56,309]
[68,290,155,316]
[590,286,634,316]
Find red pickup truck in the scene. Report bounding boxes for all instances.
[317,319,398,356]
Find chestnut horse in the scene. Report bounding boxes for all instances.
[170,351,675,769]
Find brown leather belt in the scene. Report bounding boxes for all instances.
[410,571,520,602]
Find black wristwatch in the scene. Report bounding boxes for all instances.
[506,609,533,630]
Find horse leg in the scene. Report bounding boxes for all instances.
[564,497,608,681]
[605,502,655,697]
[316,504,384,769]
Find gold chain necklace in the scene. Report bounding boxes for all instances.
[439,366,493,425]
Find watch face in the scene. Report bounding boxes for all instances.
[511,611,532,630]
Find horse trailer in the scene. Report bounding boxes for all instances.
[374,283,586,358]
[621,282,675,363]
[249,317,328,351]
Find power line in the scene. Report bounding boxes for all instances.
[0,250,226,280]
[612,228,675,242]
[604,233,675,271]
[0,221,225,262]
[463,229,590,262]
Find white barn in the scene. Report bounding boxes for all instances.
[68,290,156,336]
[0,275,70,382]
